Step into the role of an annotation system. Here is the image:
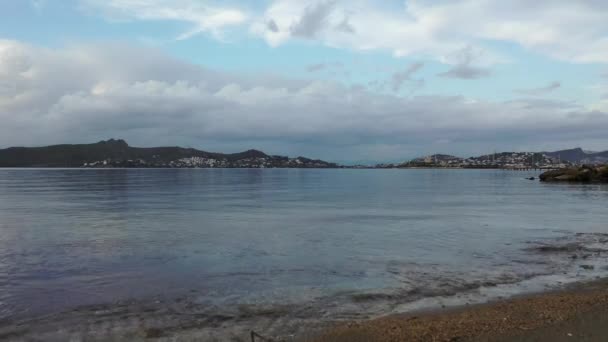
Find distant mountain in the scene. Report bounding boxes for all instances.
[0,139,339,168]
[543,148,608,164]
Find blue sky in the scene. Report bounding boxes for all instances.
[1,0,608,163]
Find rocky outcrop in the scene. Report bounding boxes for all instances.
[539,165,608,183]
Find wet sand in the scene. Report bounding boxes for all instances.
[308,279,608,342]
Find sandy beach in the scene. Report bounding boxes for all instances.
[308,279,608,342]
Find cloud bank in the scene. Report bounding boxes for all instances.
[1,40,607,162]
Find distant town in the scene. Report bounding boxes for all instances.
[33,149,608,170]
[374,152,571,170]
[373,148,608,169]
[84,155,338,169]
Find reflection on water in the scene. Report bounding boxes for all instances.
[0,168,607,321]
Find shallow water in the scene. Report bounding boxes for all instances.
[1,168,607,339]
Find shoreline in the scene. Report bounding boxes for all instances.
[2,277,608,341]
[3,229,608,341]
[1,231,607,341]
[0,280,606,342]
[307,278,608,342]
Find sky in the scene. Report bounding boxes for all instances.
[1,0,608,164]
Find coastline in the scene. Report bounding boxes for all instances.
[307,278,608,342]
[2,230,608,341]
[2,278,608,341]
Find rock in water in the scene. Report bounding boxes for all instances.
[539,165,608,183]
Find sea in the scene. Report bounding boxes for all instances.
[1,168,607,340]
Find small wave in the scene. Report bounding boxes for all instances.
[526,232,608,255]
[350,271,544,305]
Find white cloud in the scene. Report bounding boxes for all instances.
[251,0,608,64]
[430,0,608,64]
[253,0,464,57]
[82,0,248,40]
[1,39,607,161]
[79,1,608,64]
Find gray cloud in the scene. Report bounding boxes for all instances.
[515,81,561,96]
[391,62,425,92]
[306,61,343,73]
[307,63,326,72]
[438,46,491,80]
[266,19,279,33]
[290,1,336,38]
[439,65,490,80]
[504,97,579,111]
[1,40,607,162]
[335,16,355,33]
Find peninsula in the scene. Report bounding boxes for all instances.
[0,139,338,168]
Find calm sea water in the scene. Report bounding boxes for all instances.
[1,168,608,330]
